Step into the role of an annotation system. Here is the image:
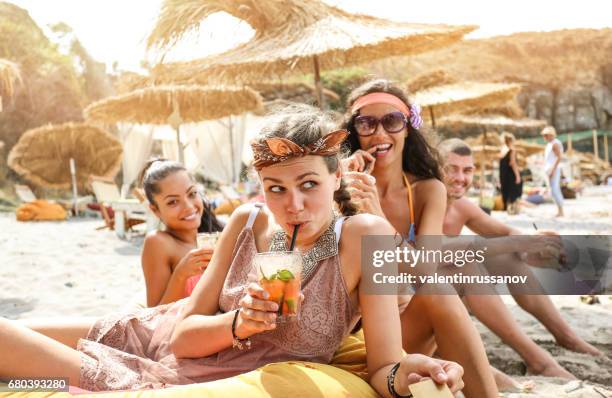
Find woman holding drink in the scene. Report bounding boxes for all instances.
[138,159,221,306]
[0,105,481,396]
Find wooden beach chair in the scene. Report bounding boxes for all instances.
[14,184,37,203]
[88,176,146,234]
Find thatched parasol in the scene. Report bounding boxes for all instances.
[406,69,457,93]
[249,82,339,104]
[83,85,263,163]
[437,114,547,136]
[115,74,340,108]
[515,140,545,157]
[0,59,22,112]
[463,101,524,119]
[412,82,522,128]
[7,122,123,190]
[146,0,476,107]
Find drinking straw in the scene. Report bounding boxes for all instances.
[289,224,300,251]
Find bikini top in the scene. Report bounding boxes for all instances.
[402,173,416,244]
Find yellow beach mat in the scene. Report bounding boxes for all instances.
[16,200,67,222]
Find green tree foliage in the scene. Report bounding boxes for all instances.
[0,2,85,154]
[320,67,370,112]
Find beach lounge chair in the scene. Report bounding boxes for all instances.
[14,184,37,203]
[14,184,93,210]
[88,176,148,236]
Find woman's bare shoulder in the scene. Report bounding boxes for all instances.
[413,177,445,193]
[144,230,175,247]
[225,203,270,227]
[142,230,177,262]
[343,213,396,237]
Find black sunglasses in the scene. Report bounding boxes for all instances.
[352,111,408,136]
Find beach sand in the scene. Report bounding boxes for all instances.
[0,186,610,396]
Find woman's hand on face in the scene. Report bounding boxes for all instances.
[175,247,214,279]
[394,354,464,395]
[344,172,385,218]
[234,283,278,339]
[341,147,377,173]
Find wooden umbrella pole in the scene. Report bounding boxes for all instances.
[429,106,436,129]
[175,125,185,164]
[313,55,325,109]
[593,129,599,160]
[70,158,79,216]
[604,133,609,164]
[480,131,487,202]
[568,132,573,152]
[228,116,236,183]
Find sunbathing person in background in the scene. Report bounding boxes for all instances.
[139,159,223,307]
[0,105,469,396]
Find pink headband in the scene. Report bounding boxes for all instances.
[351,93,411,116]
[351,92,424,130]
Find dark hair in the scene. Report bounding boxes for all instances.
[438,138,472,158]
[342,79,443,182]
[253,103,358,216]
[198,200,224,233]
[138,158,187,205]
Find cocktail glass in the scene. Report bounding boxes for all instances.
[254,251,302,322]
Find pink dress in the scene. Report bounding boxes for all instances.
[77,209,359,391]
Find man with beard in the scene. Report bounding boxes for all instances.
[438,139,602,373]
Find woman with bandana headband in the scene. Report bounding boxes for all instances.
[340,79,499,397]
[0,104,474,397]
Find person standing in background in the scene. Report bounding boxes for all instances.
[498,132,522,214]
[542,126,564,217]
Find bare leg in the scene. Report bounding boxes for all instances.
[491,367,535,392]
[0,317,81,384]
[485,254,602,356]
[510,295,602,356]
[463,295,575,378]
[17,317,96,349]
[401,294,499,398]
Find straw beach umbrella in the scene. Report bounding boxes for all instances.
[437,115,547,136]
[0,59,22,112]
[146,0,476,107]
[412,82,522,128]
[406,69,457,93]
[7,122,123,190]
[84,85,263,163]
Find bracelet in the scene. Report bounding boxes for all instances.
[387,362,413,398]
[231,309,252,350]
